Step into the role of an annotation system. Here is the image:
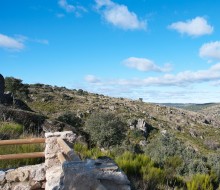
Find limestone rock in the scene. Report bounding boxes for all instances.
[45,166,63,190]
[1,182,12,190]
[13,183,31,190]
[0,171,6,184]
[136,119,147,133]
[5,169,19,182]
[129,118,148,135]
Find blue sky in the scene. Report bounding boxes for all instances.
[0,0,220,103]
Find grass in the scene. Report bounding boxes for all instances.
[0,122,45,169]
[0,122,23,139]
[0,143,45,169]
[74,143,114,159]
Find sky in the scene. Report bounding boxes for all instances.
[0,0,220,103]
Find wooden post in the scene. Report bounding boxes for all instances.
[57,138,80,161]
[0,152,45,160]
[0,138,45,146]
[57,152,67,164]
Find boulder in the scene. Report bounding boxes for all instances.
[60,158,130,190]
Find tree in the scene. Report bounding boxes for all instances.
[84,112,127,148]
[5,77,29,99]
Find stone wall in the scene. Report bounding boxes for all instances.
[44,131,77,190]
[0,131,131,190]
[0,164,46,190]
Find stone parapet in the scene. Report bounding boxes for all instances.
[0,163,46,190]
[45,131,77,190]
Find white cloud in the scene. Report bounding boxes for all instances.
[58,0,87,17]
[123,57,171,72]
[168,17,213,36]
[199,41,220,60]
[58,0,75,12]
[0,33,25,50]
[95,0,146,30]
[86,63,220,87]
[117,63,220,86]
[85,75,101,83]
[36,39,49,45]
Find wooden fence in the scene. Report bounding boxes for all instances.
[0,137,76,164]
[0,138,45,160]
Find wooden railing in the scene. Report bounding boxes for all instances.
[0,138,45,160]
[0,137,79,162]
[57,137,80,164]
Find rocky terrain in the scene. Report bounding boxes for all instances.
[22,83,220,154]
[1,75,220,189]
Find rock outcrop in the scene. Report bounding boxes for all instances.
[61,158,130,190]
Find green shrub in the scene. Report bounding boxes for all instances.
[57,112,82,129]
[187,174,213,190]
[115,152,153,177]
[142,166,165,190]
[0,122,23,139]
[74,143,113,159]
[84,112,127,148]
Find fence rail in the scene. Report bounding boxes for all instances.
[0,138,45,160]
[0,152,45,160]
[0,138,45,146]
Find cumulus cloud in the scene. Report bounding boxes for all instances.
[86,63,220,87]
[123,57,171,72]
[85,75,101,83]
[199,41,220,60]
[115,63,220,86]
[0,33,25,50]
[58,0,87,16]
[95,0,146,30]
[168,17,213,36]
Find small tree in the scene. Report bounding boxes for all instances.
[5,77,29,99]
[84,112,127,148]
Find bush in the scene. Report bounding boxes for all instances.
[84,112,127,148]
[187,174,213,190]
[57,112,82,129]
[116,152,152,177]
[74,143,113,159]
[145,133,209,176]
[116,152,166,189]
[0,122,23,139]
[142,166,164,190]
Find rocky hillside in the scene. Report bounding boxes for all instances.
[1,77,220,155]
[23,83,220,153]
[1,76,220,189]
